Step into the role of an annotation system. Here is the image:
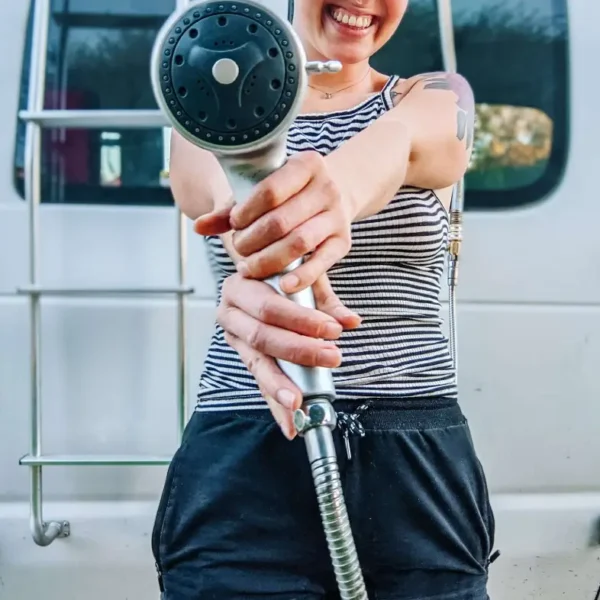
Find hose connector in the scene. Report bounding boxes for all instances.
[447,208,463,288]
[294,399,337,434]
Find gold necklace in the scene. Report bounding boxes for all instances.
[307,68,372,99]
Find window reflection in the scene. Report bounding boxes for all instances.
[100,132,121,187]
[469,105,553,191]
[14,0,174,205]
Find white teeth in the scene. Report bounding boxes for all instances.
[331,7,373,29]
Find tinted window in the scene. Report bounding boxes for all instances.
[371,0,569,210]
[14,0,175,205]
[16,0,568,209]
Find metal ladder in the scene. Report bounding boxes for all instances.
[17,0,193,547]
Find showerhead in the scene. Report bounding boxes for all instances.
[150,0,340,199]
[150,0,334,157]
[151,0,302,155]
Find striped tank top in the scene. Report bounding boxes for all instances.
[196,75,457,413]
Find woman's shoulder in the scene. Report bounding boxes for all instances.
[383,71,473,108]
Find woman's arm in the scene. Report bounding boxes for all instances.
[168,129,243,261]
[189,71,475,292]
[215,72,475,293]
[326,71,475,220]
[169,129,232,219]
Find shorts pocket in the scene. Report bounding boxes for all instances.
[476,456,496,564]
[351,421,494,577]
[151,449,182,570]
[150,414,201,570]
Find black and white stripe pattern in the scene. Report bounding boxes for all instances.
[196,75,457,412]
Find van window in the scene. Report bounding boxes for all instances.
[14,0,175,205]
[371,0,569,210]
[15,0,568,209]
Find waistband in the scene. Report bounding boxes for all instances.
[195,397,465,462]
[331,397,464,431]
[221,397,465,461]
[220,396,465,432]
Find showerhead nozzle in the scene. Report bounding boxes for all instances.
[150,0,307,155]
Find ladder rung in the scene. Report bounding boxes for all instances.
[17,285,194,296]
[18,109,168,129]
[20,454,172,467]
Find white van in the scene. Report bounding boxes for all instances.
[0,1,598,598]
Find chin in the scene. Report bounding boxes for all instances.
[323,46,373,65]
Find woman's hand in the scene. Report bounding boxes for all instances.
[195,151,356,295]
[217,272,361,440]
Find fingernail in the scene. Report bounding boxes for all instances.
[276,388,298,409]
[281,274,299,292]
[322,322,343,339]
[334,306,357,320]
[281,425,294,440]
[237,261,250,277]
[318,348,341,367]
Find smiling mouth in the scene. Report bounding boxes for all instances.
[325,4,376,30]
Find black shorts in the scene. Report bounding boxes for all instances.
[151,398,497,600]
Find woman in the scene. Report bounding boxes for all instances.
[152,0,497,598]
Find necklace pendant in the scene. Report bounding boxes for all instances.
[324,92,333,99]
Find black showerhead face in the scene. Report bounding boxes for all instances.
[151,0,306,154]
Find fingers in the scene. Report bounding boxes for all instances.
[237,212,341,281]
[232,180,329,257]
[224,333,299,440]
[194,205,234,236]
[313,275,362,330]
[229,152,321,230]
[264,395,297,441]
[218,303,342,368]
[223,276,343,340]
[279,236,351,295]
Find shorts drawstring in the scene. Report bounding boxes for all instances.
[336,402,372,460]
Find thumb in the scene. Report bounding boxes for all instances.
[313,274,362,330]
[193,205,233,236]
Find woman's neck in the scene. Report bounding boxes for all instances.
[307,60,374,95]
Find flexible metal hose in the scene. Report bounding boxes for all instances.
[312,455,368,599]
[448,269,458,370]
[296,401,368,599]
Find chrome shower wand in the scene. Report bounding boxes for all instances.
[150,2,367,597]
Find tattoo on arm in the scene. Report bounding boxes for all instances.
[423,72,475,149]
[392,72,475,150]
